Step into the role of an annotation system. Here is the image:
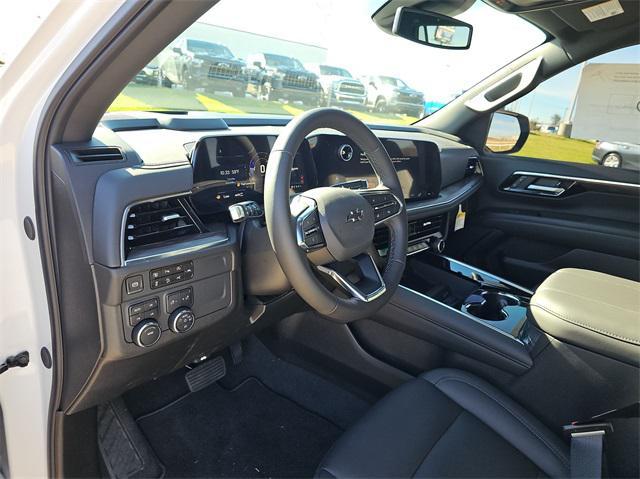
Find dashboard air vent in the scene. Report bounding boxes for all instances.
[465,157,479,176]
[72,147,124,163]
[124,197,200,258]
[374,214,444,251]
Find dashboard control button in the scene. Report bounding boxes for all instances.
[143,298,159,311]
[302,210,319,229]
[167,292,181,311]
[125,275,144,294]
[179,288,194,306]
[167,287,194,312]
[129,313,144,327]
[150,261,194,289]
[132,319,161,347]
[146,308,159,319]
[129,303,145,316]
[168,307,195,334]
[162,266,173,276]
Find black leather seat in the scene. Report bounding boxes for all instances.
[316,369,570,478]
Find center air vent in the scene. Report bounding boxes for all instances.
[124,197,200,258]
[72,146,124,162]
[374,214,444,251]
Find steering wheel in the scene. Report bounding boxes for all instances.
[264,108,408,322]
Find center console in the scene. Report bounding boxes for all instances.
[401,253,533,340]
[375,250,539,375]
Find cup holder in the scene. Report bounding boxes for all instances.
[462,290,521,321]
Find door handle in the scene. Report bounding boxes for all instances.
[525,184,565,196]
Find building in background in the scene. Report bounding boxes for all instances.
[572,63,640,143]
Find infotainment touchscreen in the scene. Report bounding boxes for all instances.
[309,136,441,200]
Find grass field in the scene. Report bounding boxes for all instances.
[109,84,419,125]
[514,132,597,165]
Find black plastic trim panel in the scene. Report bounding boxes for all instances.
[407,174,482,219]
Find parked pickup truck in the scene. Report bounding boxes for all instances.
[362,75,425,117]
[159,38,247,97]
[246,53,321,106]
[306,64,367,108]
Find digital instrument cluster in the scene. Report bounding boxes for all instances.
[190,135,314,216]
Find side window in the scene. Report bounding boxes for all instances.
[504,45,640,171]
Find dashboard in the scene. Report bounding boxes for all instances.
[189,133,443,218]
[52,113,482,414]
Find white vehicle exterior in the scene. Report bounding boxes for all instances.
[0,2,125,477]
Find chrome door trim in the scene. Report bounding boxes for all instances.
[512,171,640,190]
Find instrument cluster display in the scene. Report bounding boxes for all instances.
[190,135,314,216]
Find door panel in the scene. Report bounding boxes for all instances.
[448,154,640,289]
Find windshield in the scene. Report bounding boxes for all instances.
[264,53,304,69]
[320,65,352,77]
[109,0,545,125]
[186,40,233,58]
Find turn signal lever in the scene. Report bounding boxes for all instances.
[229,201,263,223]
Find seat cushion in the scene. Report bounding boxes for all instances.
[530,268,640,365]
[316,369,569,478]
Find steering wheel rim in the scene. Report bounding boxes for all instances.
[264,108,407,322]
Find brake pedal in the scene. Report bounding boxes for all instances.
[185,356,226,392]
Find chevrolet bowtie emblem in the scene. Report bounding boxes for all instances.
[346,209,364,223]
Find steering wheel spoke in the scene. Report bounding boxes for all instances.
[357,187,403,225]
[291,195,326,252]
[317,254,386,303]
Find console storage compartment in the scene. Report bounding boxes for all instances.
[529,268,640,365]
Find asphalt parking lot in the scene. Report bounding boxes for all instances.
[109,84,421,126]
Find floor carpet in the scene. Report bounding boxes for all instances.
[136,377,342,478]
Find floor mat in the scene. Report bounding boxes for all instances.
[136,377,341,478]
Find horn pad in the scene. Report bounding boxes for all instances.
[302,187,374,262]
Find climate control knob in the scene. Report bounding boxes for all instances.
[132,319,161,347]
[429,237,446,254]
[169,307,195,333]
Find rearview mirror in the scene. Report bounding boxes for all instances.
[172,46,182,54]
[485,111,530,154]
[253,60,264,68]
[392,7,472,50]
